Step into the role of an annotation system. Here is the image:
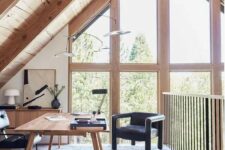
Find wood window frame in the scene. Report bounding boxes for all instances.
[68,0,224,120]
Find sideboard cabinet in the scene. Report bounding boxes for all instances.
[5,108,60,128]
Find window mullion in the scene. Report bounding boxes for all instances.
[210,0,222,95]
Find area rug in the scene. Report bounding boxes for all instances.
[38,144,170,150]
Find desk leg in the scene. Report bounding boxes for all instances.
[48,135,53,150]
[26,132,35,150]
[58,136,61,149]
[91,133,99,150]
[96,132,103,150]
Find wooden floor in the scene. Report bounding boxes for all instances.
[38,144,170,150]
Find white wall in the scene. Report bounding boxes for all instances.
[0,26,69,112]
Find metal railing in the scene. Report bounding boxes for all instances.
[163,93,224,150]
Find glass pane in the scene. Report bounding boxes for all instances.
[120,72,157,113]
[71,72,109,144]
[170,72,211,94]
[120,0,157,63]
[170,0,210,63]
[72,10,110,63]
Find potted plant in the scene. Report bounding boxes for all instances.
[48,84,65,109]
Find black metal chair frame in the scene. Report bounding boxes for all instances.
[112,112,165,150]
[0,110,40,149]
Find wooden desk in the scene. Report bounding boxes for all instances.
[5,108,61,145]
[15,113,105,150]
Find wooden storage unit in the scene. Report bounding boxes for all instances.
[14,108,60,127]
[5,108,62,144]
[5,108,60,128]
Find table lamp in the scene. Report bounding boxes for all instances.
[4,89,20,105]
[92,89,107,114]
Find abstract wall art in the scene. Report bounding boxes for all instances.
[23,69,56,107]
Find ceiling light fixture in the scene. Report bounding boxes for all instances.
[54,37,74,57]
[90,14,131,37]
[54,51,74,57]
[103,30,131,37]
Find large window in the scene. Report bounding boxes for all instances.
[170,0,210,63]
[69,0,223,146]
[120,0,157,63]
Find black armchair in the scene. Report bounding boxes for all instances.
[0,110,42,149]
[112,112,165,150]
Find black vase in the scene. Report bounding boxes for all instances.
[51,97,60,109]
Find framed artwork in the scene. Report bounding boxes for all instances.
[23,69,56,107]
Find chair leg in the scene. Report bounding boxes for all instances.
[158,137,163,149]
[145,139,151,150]
[112,137,117,150]
[131,140,135,145]
[158,121,163,149]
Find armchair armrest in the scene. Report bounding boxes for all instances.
[112,113,133,129]
[145,114,165,133]
[112,113,133,120]
[146,114,165,123]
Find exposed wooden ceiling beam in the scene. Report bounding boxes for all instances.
[69,0,110,35]
[0,0,19,19]
[0,0,72,72]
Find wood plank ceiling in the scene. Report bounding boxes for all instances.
[0,0,222,88]
[0,0,94,88]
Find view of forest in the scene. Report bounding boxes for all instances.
[71,31,211,144]
[71,32,158,143]
[68,0,223,147]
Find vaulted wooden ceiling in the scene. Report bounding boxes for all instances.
[0,0,105,88]
[0,0,223,88]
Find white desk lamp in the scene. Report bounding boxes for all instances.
[4,89,20,105]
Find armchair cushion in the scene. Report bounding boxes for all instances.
[0,134,28,148]
[117,125,158,141]
[0,134,42,148]
[112,112,165,150]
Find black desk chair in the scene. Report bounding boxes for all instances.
[0,110,42,149]
[112,112,165,150]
